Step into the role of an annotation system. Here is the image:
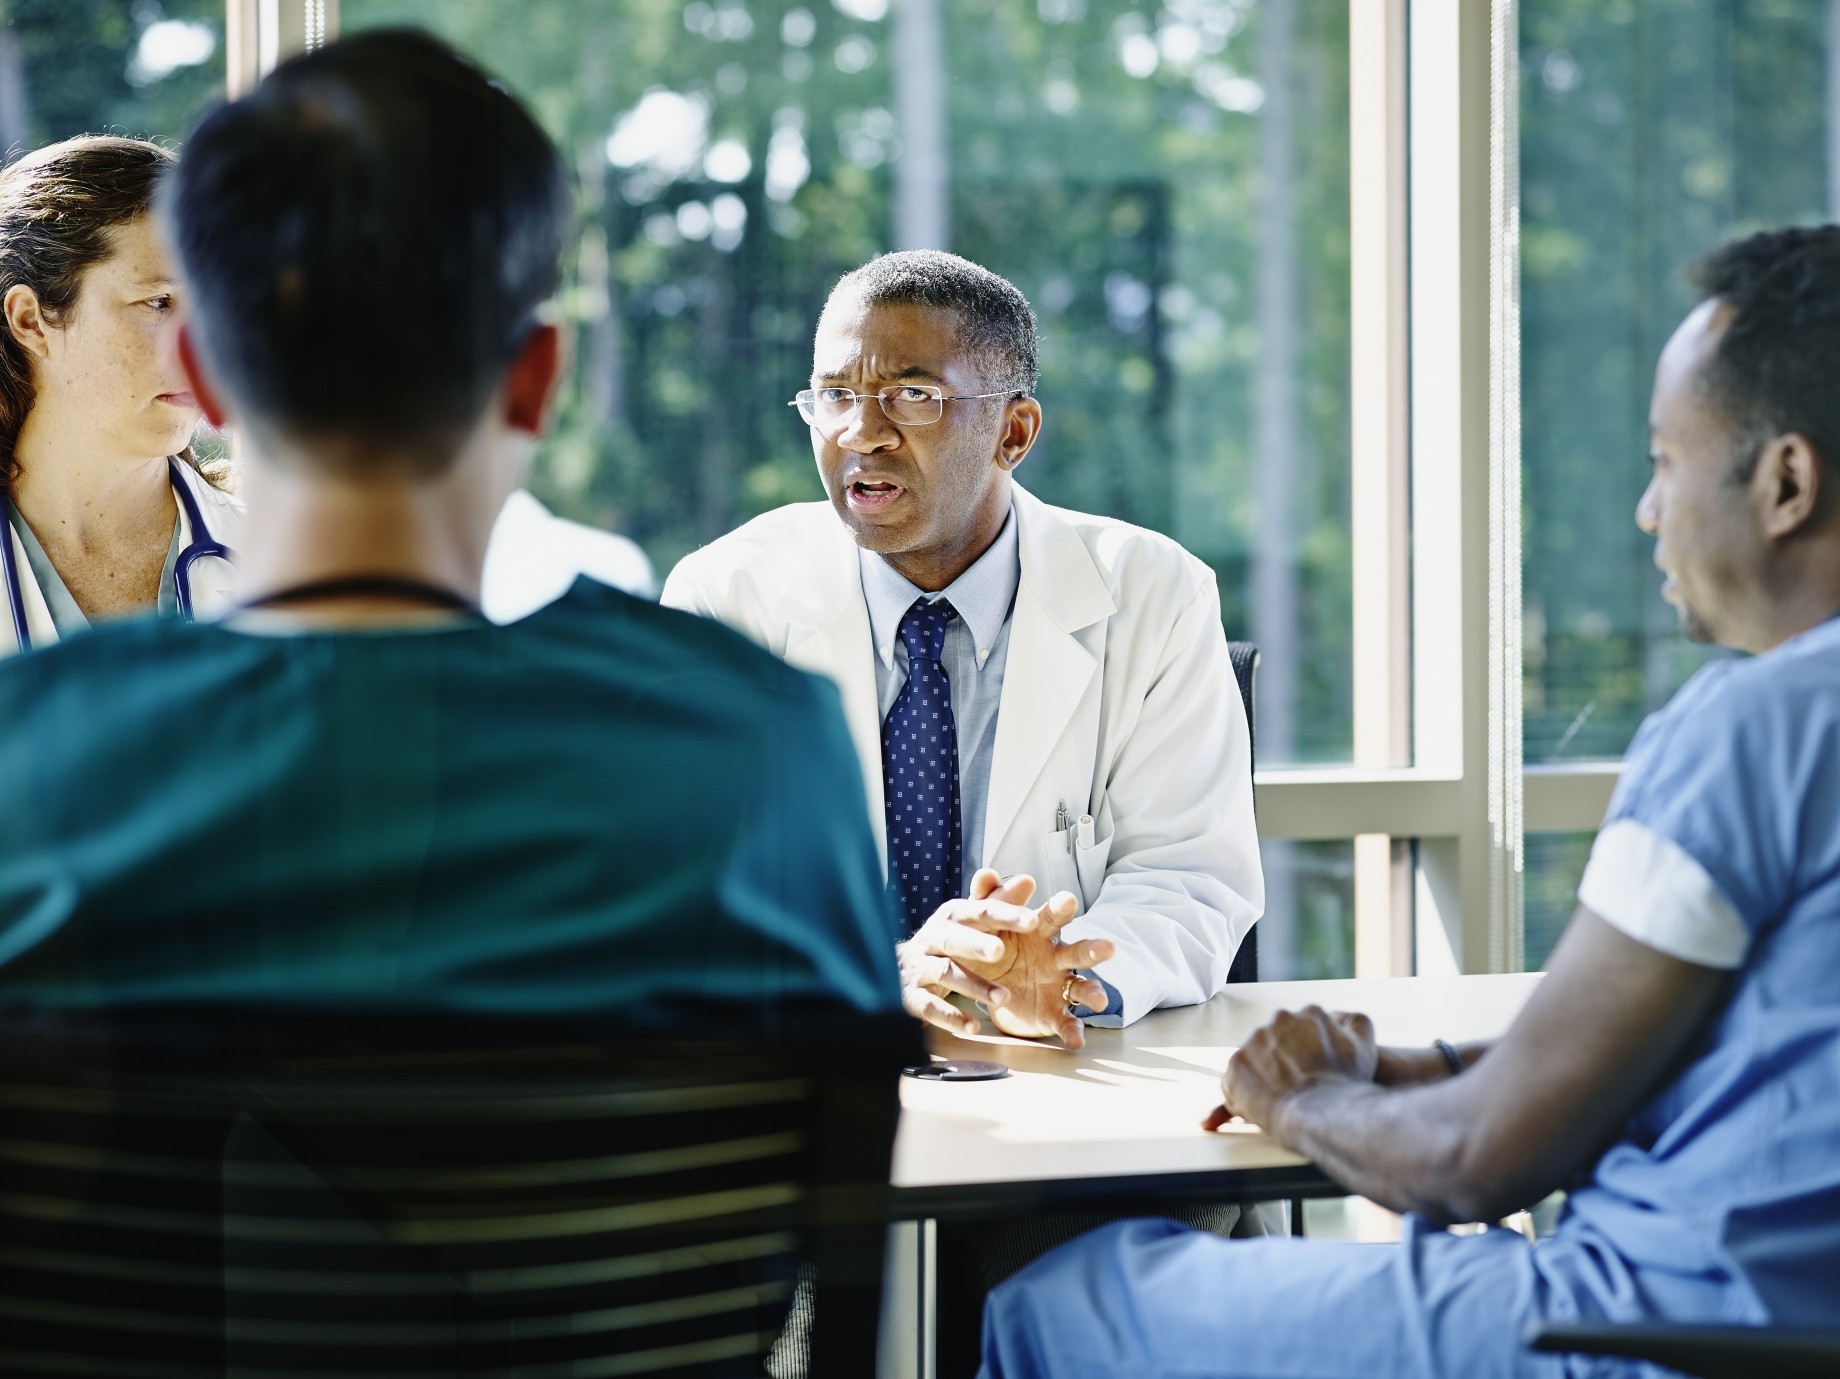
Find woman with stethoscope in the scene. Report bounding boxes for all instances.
[0,135,239,658]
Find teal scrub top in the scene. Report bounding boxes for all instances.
[0,579,902,1021]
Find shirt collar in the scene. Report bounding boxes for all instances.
[859,501,1020,668]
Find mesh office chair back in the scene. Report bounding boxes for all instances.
[1226,640,1260,985]
[0,1010,911,1378]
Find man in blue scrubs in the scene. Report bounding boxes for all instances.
[0,32,901,1031]
[982,228,1840,1376]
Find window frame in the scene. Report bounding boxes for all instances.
[1265,0,1613,978]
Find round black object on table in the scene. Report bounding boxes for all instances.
[902,1059,1011,1081]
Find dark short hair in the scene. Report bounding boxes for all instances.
[1689,225,1840,478]
[166,29,568,474]
[828,250,1038,396]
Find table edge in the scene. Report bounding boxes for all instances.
[888,1162,1342,1222]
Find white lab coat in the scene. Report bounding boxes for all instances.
[481,489,656,620]
[661,481,1263,1022]
[0,460,243,659]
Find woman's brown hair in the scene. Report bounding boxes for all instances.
[0,135,218,488]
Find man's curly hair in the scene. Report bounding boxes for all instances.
[1689,225,1840,480]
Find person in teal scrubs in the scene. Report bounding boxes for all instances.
[0,31,902,1027]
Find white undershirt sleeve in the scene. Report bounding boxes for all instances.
[1577,818,1750,970]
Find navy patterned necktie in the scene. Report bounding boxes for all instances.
[883,598,963,935]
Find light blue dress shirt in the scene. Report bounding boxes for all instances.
[860,506,1123,1024]
[859,506,1018,892]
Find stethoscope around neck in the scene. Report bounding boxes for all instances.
[2,457,237,651]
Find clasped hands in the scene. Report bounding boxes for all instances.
[898,867,1116,1049]
[1203,1004,1379,1139]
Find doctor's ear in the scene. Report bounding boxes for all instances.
[176,325,230,429]
[996,395,1043,471]
[4,284,52,361]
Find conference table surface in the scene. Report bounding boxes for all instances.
[890,972,1543,1220]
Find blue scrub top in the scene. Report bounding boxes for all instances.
[977,621,1840,1379]
[1550,613,1840,1327]
[0,579,901,1023]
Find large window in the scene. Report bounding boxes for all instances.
[340,0,1359,976]
[0,0,1365,980]
[1520,0,1831,765]
[341,0,1356,772]
[44,0,1825,980]
[1518,0,1835,959]
[0,3,224,145]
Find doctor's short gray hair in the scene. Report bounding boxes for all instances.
[827,250,1039,397]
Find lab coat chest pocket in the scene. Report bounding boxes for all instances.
[1073,816,1113,911]
[1037,831,1080,906]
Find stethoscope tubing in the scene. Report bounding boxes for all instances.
[167,458,235,622]
[1,508,29,648]
[2,458,235,652]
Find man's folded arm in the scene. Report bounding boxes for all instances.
[1269,908,1728,1225]
[1291,685,1787,1222]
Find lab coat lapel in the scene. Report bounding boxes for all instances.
[982,486,1116,862]
[772,515,888,866]
[1,522,57,656]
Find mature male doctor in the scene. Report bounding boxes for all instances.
[663,250,1261,1039]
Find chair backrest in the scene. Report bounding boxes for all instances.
[1524,1320,1840,1379]
[1226,641,1260,985]
[0,1009,913,1378]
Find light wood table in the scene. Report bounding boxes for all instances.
[878,974,1543,1377]
[891,973,1543,1219]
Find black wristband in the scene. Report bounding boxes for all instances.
[1433,1038,1464,1079]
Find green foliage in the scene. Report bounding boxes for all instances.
[1523,831,1593,969]
[1519,0,1828,761]
[342,0,1355,762]
[1274,838,1353,979]
[17,0,1356,764]
[2,0,225,147]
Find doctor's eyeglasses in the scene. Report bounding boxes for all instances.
[790,385,1023,431]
